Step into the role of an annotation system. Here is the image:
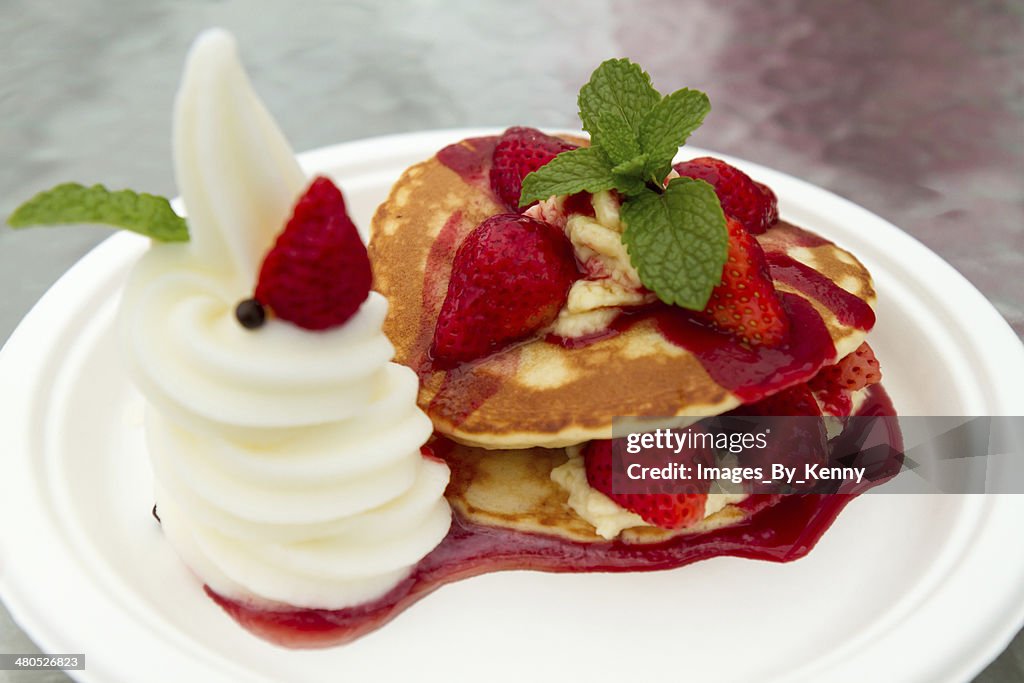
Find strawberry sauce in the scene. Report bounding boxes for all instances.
[427,351,520,427]
[208,386,900,648]
[437,136,499,192]
[766,252,876,330]
[651,292,836,403]
[546,291,839,404]
[411,210,466,376]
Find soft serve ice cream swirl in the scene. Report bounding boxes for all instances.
[119,29,451,610]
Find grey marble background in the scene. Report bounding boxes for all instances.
[1,1,1021,681]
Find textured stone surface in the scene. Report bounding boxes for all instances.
[0,2,1021,681]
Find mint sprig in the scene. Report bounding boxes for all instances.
[7,183,189,242]
[518,58,723,311]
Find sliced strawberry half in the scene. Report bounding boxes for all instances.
[583,438,709,530]
[254,176,372,330]
[809,342,882,415]
[430,213,579,364]
[490,127,577,210]
[700,216,789,345]
[811,342,882,392]
[674,156,779,234]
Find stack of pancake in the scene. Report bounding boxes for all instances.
[368,134,878,546]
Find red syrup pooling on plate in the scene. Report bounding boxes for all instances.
[207,386,901,648]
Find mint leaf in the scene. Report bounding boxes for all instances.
[620,177,728,310]
[578,59,660,159]
[638,88,711,175]
[591,111,642,165]
[611,154,648,178]
[7,183,189,242]
[519,146,617,206]
[609,155,651,196]
[611,174,648,197]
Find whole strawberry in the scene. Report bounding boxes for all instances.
[431,213,578,364]
[673,156,778,234]
[490,127,577,210]
[700,216,789,345]
[583,438,709,530]
[254,176,372,330]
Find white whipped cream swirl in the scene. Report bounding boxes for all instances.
[119,29,451,610]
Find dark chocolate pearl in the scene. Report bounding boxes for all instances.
[235,298,266,329]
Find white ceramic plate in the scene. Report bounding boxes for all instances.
[2,130,1023,683]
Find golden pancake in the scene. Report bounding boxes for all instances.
[369,135,876,450]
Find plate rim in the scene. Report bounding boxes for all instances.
[1,128,1023,683]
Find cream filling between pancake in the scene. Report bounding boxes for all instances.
[551,446,747,540]
[527,191,656,339]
